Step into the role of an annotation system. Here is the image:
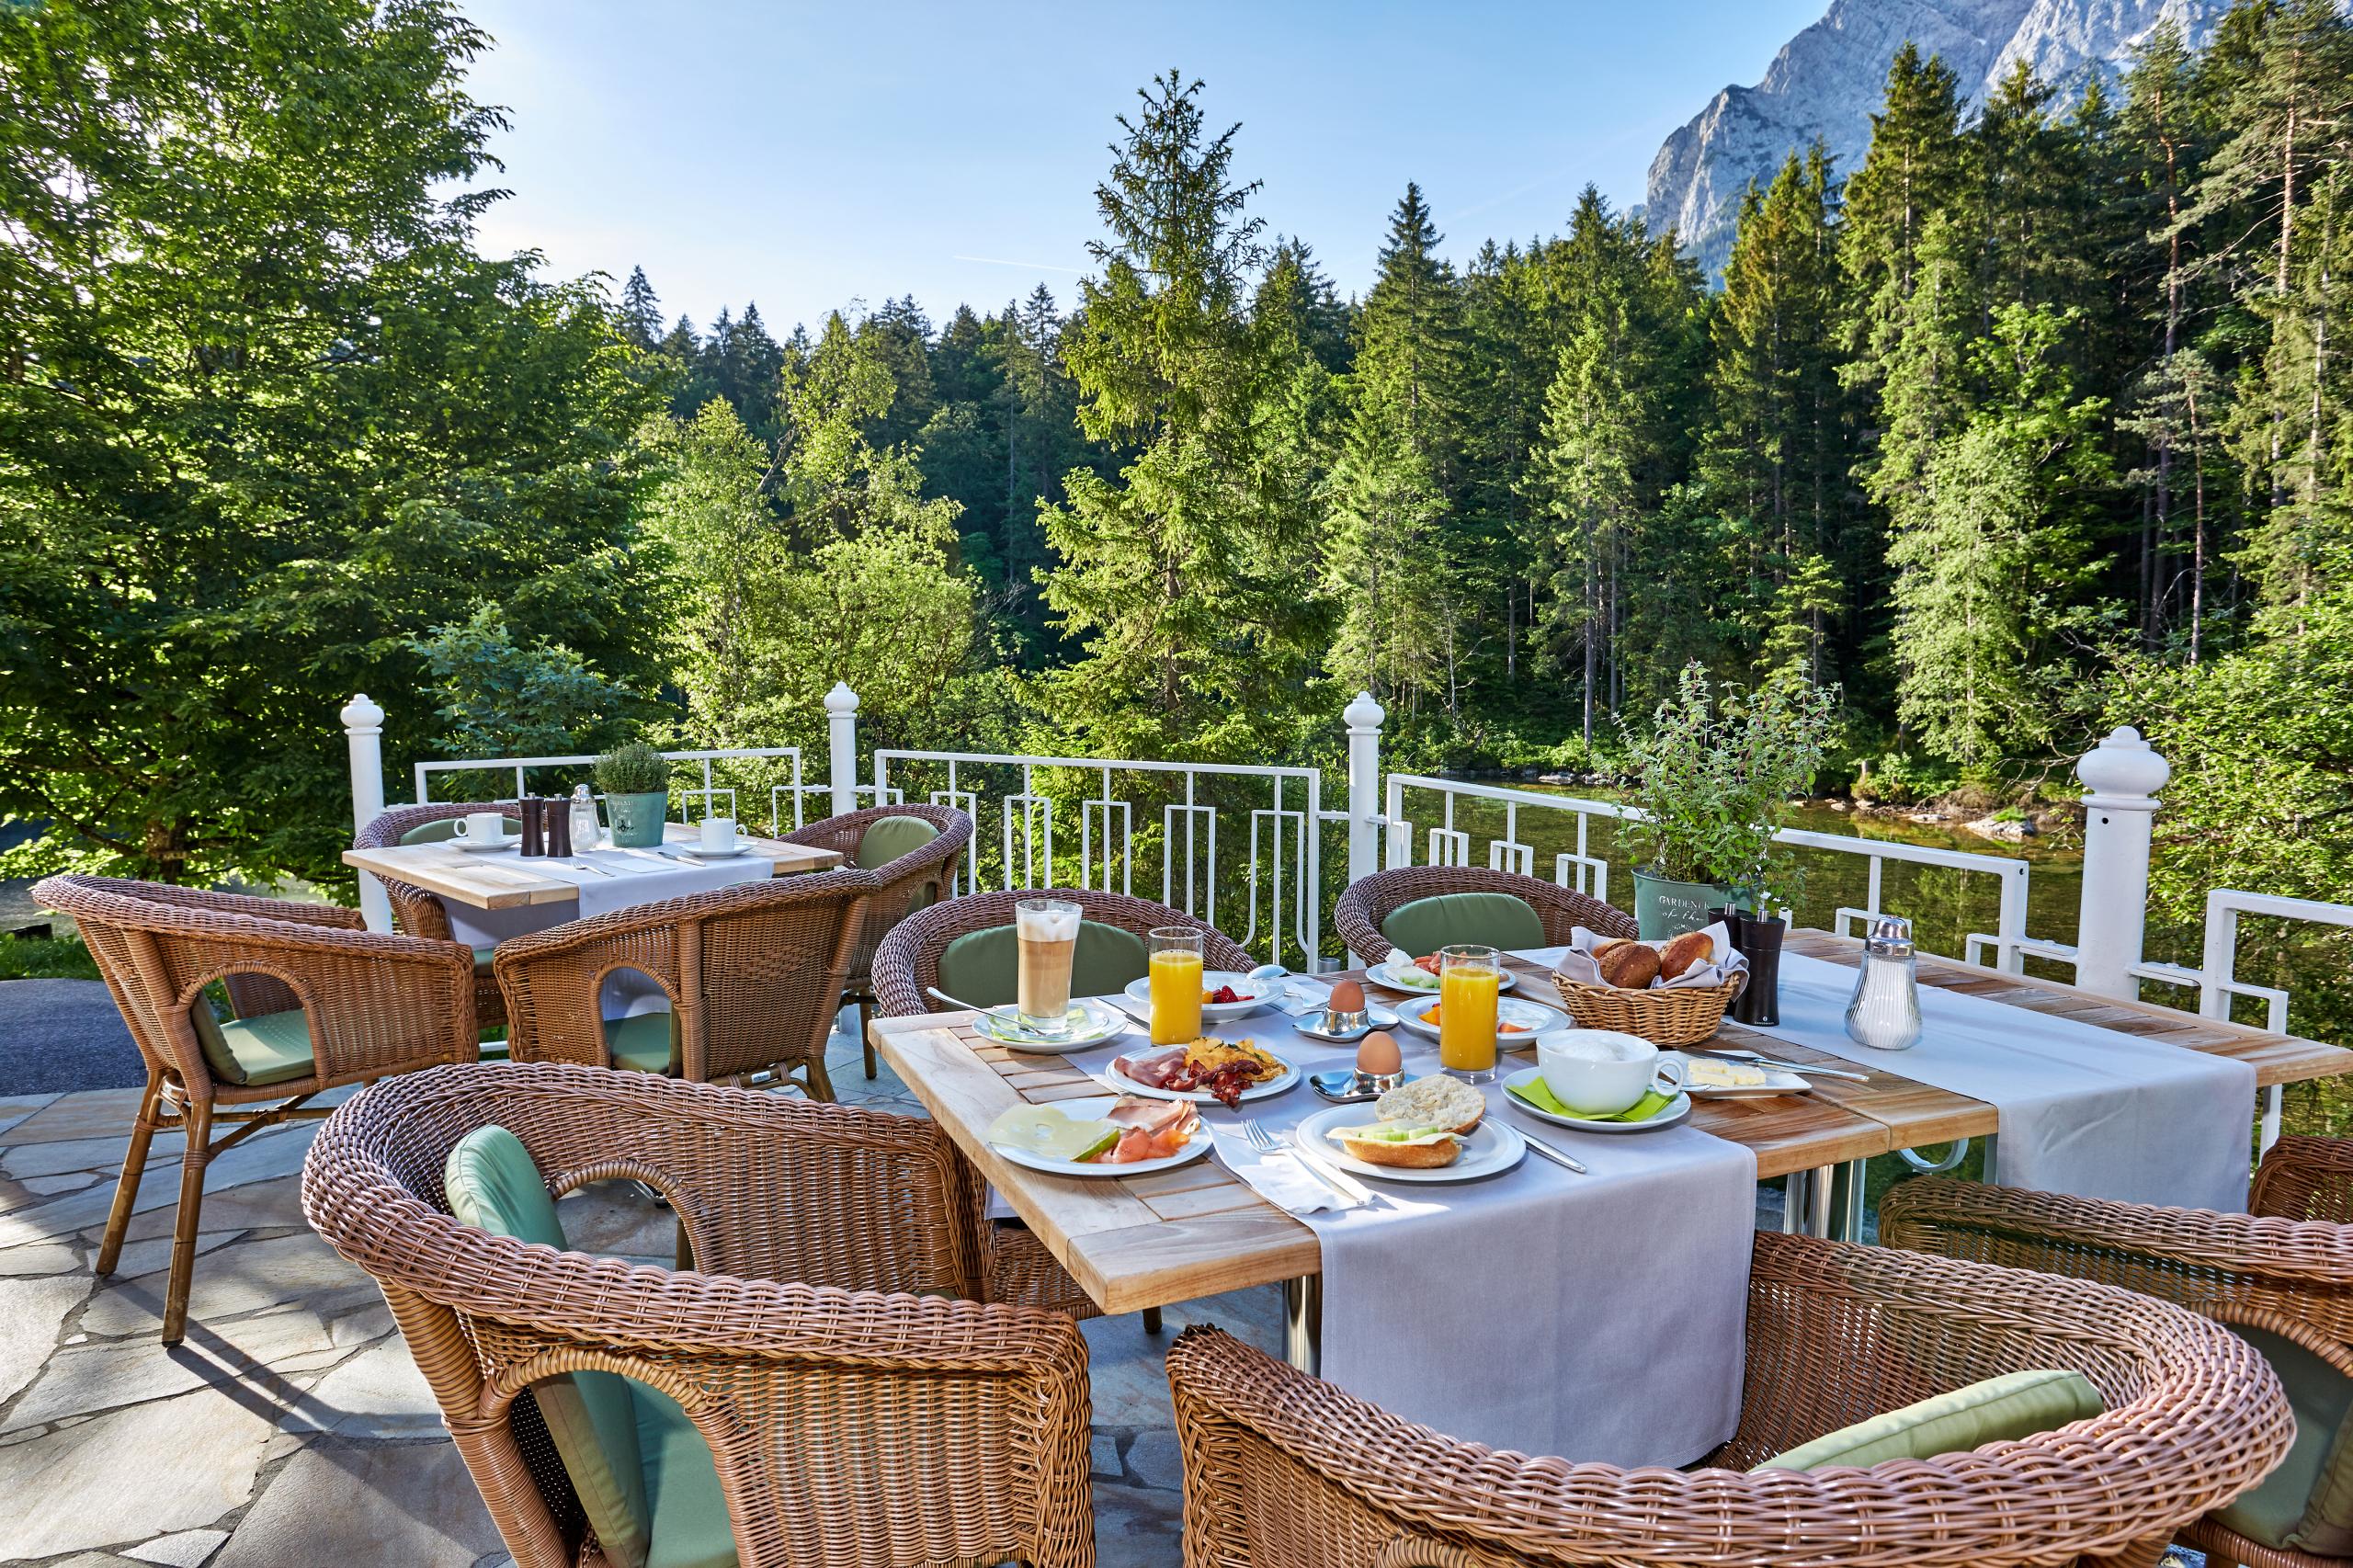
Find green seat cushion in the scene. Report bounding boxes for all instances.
[188,1006,314,1088]
[937,920,1152,1009]
[2217,1326,2353,1554]
[855,813,939,870]
[401,815,522,846]
[1754,1369,2104,1471]
[472,945,497,977]
[1379,892,1547,958]
[603,1011,680,1074]
[634,1384,737,1568]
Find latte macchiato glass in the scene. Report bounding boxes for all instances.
[1014,897,1082,1037]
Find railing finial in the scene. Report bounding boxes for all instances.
[824,681,860,717]
[342,692,392,932]
[1344,690,1384,733]
[826,683,860,816]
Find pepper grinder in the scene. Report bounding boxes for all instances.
[1844,915,1922,1051]
[544,797,573,858]
[518,796,546,858]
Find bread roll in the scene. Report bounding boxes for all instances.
[1658,929,1714,981]
[1597,941,1662,989]
[1374,1075,1484,1133]
[1335,1128,1463,1168]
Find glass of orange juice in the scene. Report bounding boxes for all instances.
[1438,944,1502,1081]
[1148,927,1205,1045]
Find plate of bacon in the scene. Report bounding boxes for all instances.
[984,1096,1211,1177]
[1106,1038,1297,1108]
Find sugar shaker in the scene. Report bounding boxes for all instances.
[1844,915,1922,1051]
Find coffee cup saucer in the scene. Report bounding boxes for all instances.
[970,998,1131,1054]
[689,838,755,858]
[451,835,517,854]
[1501,1068,1692,1134]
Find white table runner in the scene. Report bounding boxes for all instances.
[1057,1003,1756,1466]
[1747,953,2254,1211]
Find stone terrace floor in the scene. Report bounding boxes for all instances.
[0,1017,1279,1567]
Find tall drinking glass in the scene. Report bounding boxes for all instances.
[1438,944,1502,1082]
[1014,896,1082,1037]
[1148,927,1205,1045]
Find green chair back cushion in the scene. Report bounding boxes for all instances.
[1754,1368,2103,1471]
[936,920,1153,1010]
[401,815,523,845]
[634,1385,736,1568]
[188,1006,314,1088]
[855,813,939,870]
[2217,1325,2353,1554]
[1380,892,1547,958]
[445,1128,654,1568]
[603,1010,682,1075]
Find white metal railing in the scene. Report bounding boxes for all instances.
[871,749,1329,967]
[1382,774,2035,971]
[413,746,814,834]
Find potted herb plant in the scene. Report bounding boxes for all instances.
[594,742,672,848]
[1620,665,1837,938]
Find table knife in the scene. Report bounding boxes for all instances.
[1518,1132,1589,1175]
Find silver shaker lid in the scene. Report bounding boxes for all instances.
[1864,915,1915,959]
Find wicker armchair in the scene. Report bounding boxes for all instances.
[873,888,1252,1327]
[301,1062,1093,1568]
[493,868,876,1102]
[779,803,972,1080]
[1884,1155,2353,1568]
[35,873,476,1344]
[356,801,523,1031]
[1333,866,1635,965]
[1167,1229,2290,1568]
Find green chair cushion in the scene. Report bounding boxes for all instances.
[2217,1326,2353,1554]
[401,815,523,846]
[188,1006,314,1088]
[937,920,1152,1010]
[1379,892,1547,958]
[472,946,497,978]
[603,1012,681,1075]
[1754,1368,2104,1471]
[855,813,939,870]
[634,1384,737,1568]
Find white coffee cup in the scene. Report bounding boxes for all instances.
[1537,1029,1687,1115]
[698,815,741,852]
[451,812,507,846]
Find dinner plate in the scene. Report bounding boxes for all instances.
[1394,994,1568,1046]
[1294,1102,1527,1183]
[970,998,1132,1054]
[1502,1069,1694,1134]
[1665,1051,1812,1098]
[1364,960,1518,995]
[1103,1046,1300,1104]
[988,1095,1212,1177]
[450,837,517,855]
[1122,971,1273,1022]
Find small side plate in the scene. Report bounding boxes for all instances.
[1502,1068,1693,1134]
[1364,960,1519,995]
[970,998,1132,1054]
[1665,1051,1813,1097]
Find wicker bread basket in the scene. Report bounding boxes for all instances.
[1550,966,1746,1048]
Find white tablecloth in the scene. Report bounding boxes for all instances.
[1747,953,2255,1211]
[1057,999,1756,1466]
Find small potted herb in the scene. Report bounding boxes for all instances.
[594,743,672,848]
[1620,665,1836,938]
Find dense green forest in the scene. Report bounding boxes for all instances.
[2,0,2348,949]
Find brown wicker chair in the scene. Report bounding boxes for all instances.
[36,872,476,1344]
[356,801,523,1032]
[779,803,972,1080]
[1333,865,1635,965]
[301,1062,1093,1568]
[493,868,876,1103]
[872,888,1253,1327]
[1884,1154,2353,1568]
[1167,1228,2291,1568]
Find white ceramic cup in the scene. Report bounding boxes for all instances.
[699,815,740,852]
[451,812,507,846]
[1536,1029,1688,1115]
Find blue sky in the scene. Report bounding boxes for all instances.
[462,0,1824,335]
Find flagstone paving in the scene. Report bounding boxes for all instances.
[0,1022,1276,1566]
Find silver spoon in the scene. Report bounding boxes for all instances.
[926,984,1001,1015]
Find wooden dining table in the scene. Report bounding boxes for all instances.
[342,822,842,910]
[870,928,2353,1366]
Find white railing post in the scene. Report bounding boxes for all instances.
[1344,690,1385,886]
[825,681,859,819]
[342,693,392,932]
[2074,725,2169,1000]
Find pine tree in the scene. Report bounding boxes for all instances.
[1842,43,1967,399]
[620,266,664,350]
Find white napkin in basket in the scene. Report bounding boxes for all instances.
[1553,922,1750,990]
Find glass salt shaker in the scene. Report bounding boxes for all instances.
[568,784,602,851]
[1845,915,1922,1051]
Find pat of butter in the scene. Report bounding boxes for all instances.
[1685,1058,1771,1088]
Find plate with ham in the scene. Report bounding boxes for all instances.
[1105,1039,1298,1108]
[984,1096,1211,1177]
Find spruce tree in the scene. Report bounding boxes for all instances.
[620,266,664,350]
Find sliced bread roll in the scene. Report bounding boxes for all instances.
[1374,1075,1485,1134]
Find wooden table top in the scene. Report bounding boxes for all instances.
[342,824,841,910]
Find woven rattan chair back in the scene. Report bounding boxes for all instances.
[871,886,1255,1018]
[492,867,877,1099]
[780,803,973,988]
[1166,1229,2291,1568]
[356,801,521,1030]
[301,1062,1094,1568]
[35,872,476,1342]
[1333,865,1635,965]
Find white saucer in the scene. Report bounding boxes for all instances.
[451,836,517,854]
[686,840,756,858]
[1502,1068,1693,1134]
[971,997,1131,1054]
